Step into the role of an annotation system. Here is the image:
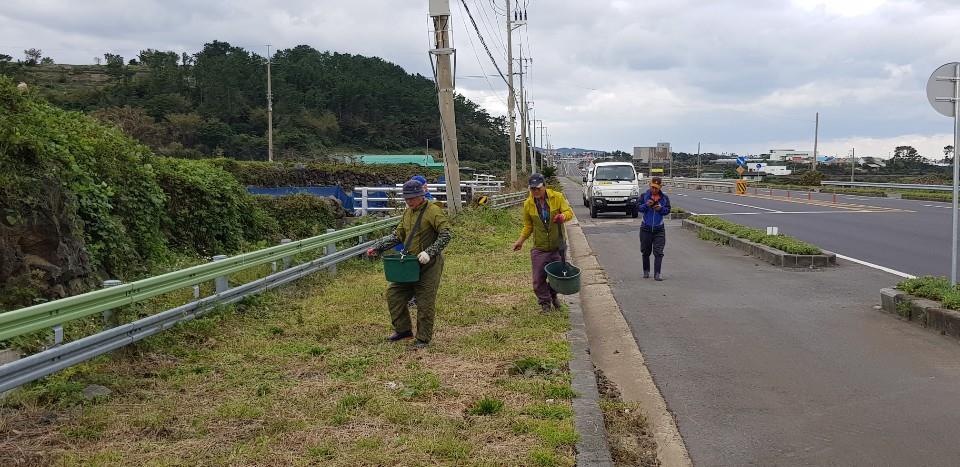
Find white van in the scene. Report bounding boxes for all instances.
[582,162,641,218]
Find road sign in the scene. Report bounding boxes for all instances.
[928,63,960,117]
[735,179,748,195]
[926,62,960,285]
[736,166,746,176]
[755,163,763,170]
[736,156,746,166]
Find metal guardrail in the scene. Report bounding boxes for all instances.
[821,181,952,192]
[0,194,526,393]
[662,177,737,193]
[488,191,527,208]
[0,216,399,342]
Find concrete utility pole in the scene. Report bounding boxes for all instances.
[266,45,274,162]
[430,0,463,214]
[813,111,819,171]
[506,0,517,184]
[528,101,536,172]
[851,147,856,182]
[697,141,702,179]
[518,52,528,174]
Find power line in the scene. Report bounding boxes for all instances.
[475,0,508,59]
[454,0,507,107]
[459,0,509,87]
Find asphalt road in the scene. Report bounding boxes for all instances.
[561,178,960,466]
[663,185,951,277]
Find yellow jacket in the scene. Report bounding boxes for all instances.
[519,188,574,251]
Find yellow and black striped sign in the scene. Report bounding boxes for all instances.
[735,179,748,195]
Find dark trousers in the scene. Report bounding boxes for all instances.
[531,248,562,305]
[386,256,444,342]
[640,226,666,274]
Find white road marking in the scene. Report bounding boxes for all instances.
[834,254,916,279]
[694,210,898,216]
[701,197,782,212]
[922,204,955,209]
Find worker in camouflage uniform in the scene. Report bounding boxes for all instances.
[367,179,453,349]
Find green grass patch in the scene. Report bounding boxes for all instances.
[467,397,505,416]
[897,275,960,312]
[690,215,822,255]
[1,206,575,465]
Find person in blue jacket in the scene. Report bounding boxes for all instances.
[411,175,434,201]
[638,177,671,281]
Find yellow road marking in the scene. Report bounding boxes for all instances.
[736,193,908,212]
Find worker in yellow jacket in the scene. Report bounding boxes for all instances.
[512,173,574,313]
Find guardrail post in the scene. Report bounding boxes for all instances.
[361,188,369,217]
[833,193,837,204]
[787,190,791,199]
[324,229,338,275]
[280,239,292,269]
[807,192,812,200]
[52,325,63,347]
[192,285,200,299]
[101,279,122,328]
[212,255,229,294]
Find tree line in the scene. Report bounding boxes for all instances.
[1,42,510,166]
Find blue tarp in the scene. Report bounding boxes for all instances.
[246,186,353,212]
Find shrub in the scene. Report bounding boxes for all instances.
[897,276,952,302]
[153,157,277,255]
[1,76,168,307]
[255,193,337,240]
[798,171,823,186]
[690,216,822,255]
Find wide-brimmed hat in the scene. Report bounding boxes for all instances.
[528,173,546,188]
[401,179,426,199]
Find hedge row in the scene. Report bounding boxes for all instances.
[0,78,339,310]
[898,276,960,310]
[689,215,822,255]
[211,158,443,189]
[899,191,952,202]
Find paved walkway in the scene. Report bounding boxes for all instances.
[563,179,960,466]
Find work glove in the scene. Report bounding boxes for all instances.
[418,251,431,264]
[654,204,662,211]
[646,199,655,207]
[552,214,565,224]
[366,248,378,258]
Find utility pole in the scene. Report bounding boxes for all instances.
[851,147,856,182]
[528,101,536,172]
[430,0,463,214]
[813,111,819,171]
[266,45,274,162]
[506,0,517,184]
[697,141,701,179]
[518,52,528,174]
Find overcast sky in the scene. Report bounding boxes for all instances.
[3,0,959,158]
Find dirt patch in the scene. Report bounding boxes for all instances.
[596,368,660,467]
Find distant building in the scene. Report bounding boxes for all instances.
[633,142,671,163]
[768,149,813,162]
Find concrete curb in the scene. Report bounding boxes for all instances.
[879,288,960,340]
[681,219,836,268]
[566,294,615,467]
[566,218,693,467]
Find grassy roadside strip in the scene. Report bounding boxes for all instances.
[897,276,960,310]
[898,191,953,202]
[1,208,576,466]
[689,215,822,255]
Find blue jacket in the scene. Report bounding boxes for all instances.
[638,190,671,228]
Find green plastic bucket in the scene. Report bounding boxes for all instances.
[383,254,420,283]
[545,261,581,295]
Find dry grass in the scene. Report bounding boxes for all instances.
[596,370,660,467]
[0,208,575,466]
